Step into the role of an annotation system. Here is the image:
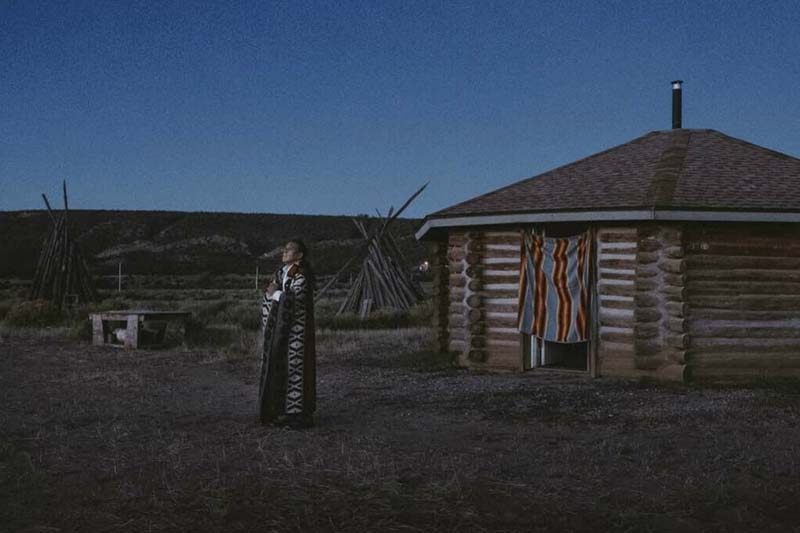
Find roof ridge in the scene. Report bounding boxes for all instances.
[705,129,797,161]
[648,130,691,208]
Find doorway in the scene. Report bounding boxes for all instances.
[528,338,588,371]
[524,223,590,372]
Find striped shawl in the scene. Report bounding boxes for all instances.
[518,231,591,343]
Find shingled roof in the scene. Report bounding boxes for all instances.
[418,129,800,238]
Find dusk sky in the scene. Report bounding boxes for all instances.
[2,1,799,218]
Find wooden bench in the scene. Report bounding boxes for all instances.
[89,310,192,349]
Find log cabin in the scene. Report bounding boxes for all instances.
[416,84,800,382]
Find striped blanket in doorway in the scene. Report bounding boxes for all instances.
[517,231,591,343]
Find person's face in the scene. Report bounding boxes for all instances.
[282,242,303,264]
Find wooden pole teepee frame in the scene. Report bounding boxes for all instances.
[30,181,97,309]
[314,183,427,316]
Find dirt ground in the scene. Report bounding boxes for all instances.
[2,331,800,532]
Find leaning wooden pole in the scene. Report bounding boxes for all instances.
[30,182,97,307]
[41,194,56,224]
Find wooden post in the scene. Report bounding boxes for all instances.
[255,263,259,291]
[589,226,599,377]
[91,315,104,346]
[125,315,139,349]
[431,240,450,353]
[118,262,122,293]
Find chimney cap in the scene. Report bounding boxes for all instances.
[671,80,684,89]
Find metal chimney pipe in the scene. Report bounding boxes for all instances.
[671,80,683,129]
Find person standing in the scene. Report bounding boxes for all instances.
[259,239,316,428]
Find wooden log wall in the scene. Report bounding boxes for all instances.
[685,223,800,382]
[478,231,523,369]
[596,227,639,377]
[446,231,468,358]
[464,232,485,363]
[632,224,688,381]
[446,230,522,370]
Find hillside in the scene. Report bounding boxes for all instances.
[0,210,427,279]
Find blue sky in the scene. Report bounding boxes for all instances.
[2,1,799,218]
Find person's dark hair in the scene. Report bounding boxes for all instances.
[288,238,315,286]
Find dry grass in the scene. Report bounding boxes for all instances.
[0,324,74,339]
[0,285,431,351]
[317,327,433,359]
